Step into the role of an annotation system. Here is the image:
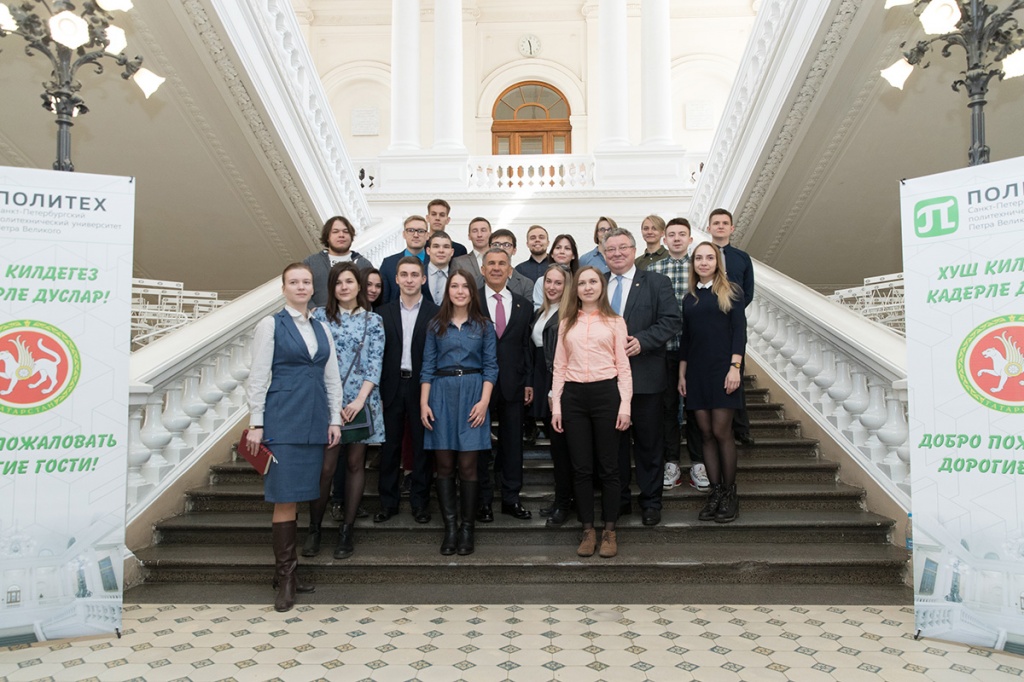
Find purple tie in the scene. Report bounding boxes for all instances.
[494,293,506,338]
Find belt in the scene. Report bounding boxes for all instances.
[434,368,482,377]
[400,370,413,379]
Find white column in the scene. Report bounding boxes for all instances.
[390,0,421,150]
[433,0,465,150]
[641,0,673,146]
[597,0,629,148]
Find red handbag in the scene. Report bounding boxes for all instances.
[239,429,277,475]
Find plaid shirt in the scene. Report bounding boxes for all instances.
[647,254,690,351]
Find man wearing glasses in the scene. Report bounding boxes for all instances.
[379,215,430,304]
[603,227,680,528]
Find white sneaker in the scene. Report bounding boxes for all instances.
[663,461,681,489]
[690,463,710,492]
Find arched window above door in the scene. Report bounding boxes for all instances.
[492,81,571,155]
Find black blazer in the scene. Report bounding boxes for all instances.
[606,268,681,394]
[479,287,534,401]
[531,308,561,377]
[377,296,440,407]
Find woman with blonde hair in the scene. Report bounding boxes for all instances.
[677,242,746,524]
[551,266,632,558]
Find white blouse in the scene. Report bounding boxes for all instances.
[246,305,343,427]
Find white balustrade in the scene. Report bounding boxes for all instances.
[468,156,596,191]
[746,260,910,508]
[126,278,286,520]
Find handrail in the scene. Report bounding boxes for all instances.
[746,260,910,510]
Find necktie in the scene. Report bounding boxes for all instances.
[611,275,624,315]
[434,270,446,304]
[494,293,506,338]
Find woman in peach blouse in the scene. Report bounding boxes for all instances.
[551,266,632,558]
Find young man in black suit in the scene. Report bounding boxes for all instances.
[426,199,468,258]
[476,248,534,522]
[604,227,682,527]
[375,257,439,526]
[378,216,429,304]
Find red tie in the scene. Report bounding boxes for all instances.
[494,293,506,338]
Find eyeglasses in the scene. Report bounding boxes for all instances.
[596,227,612,234]
[604,246,635,255]
[490,241,514,249]
[405,228,428,235]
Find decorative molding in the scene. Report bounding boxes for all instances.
[733,0,861,246]
[0,130,31,168]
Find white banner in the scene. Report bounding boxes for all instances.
[902,156,1024,650]
[0,167,134,644]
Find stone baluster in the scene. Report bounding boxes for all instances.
[126,406,153,507]
[198,360,225,432]
[160,380,193,464]
[857,377,889,463]
[767,311,788,364]
[800,338,823,402]
[787,329,810,387]
[877,379,910,493]
[841,367,871,446]
[826,357,853,430]
[229,339,250,405]
[214,350,240,416]
[812,349,837,416]
[139,393,173,485]
[755,304,777,357]
[182,369,210,447]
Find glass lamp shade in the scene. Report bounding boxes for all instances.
[97,0,134,11]
[0,4,18,32]
[1003,50,1024,79]
[105,25,127,54]
[49,10,91,49]
[133,68,165,98]
[881,58,914,89]
[919,0,962,35]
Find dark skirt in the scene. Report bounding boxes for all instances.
[263,443,324,503]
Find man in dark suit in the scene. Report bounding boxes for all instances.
[451,217,493,283]
[604,227,682,526]
[378,215,429,304]
[476,248,534,522]
[375,257,439,524]
[426,198,468,258]
[424,230,455,306]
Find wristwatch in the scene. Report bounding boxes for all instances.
[730,362,741,369]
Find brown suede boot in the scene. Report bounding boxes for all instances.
[577,528,597,557]
[272,520,298,612]
[599,530,618,558]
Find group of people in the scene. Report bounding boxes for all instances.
[246,200,754,612]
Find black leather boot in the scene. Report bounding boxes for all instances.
[715,484,739,524]
[301,520,322,557]
[271,521,297,612]
[436,477,458,556]
[334,523,354,559]
[698,484,723,521]
[457,479,478,556]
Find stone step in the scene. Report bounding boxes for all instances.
[136,541,908,586]
[155,508,890,547]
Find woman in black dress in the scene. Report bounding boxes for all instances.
[677,242,745,524]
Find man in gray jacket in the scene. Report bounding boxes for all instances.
[303,215,372,309]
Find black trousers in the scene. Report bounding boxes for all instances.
[663,351,682,464]
[380,377,431,510]
[562,380,619,525]
[618,392,664,511]
[545,416,572,510]
[479,390,524,507]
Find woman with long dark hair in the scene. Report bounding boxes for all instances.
[531,264,573,527]
[246,263,342,612]
[421,270,498,556]
[551,266,632,558]
[532,233,579,309]
[308,262,385,559]
[678,242,745,523]
[363,268,384,311]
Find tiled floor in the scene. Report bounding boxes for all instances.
[2,603,1021,681]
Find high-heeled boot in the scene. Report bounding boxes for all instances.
[334,523,354,559]
[715,484,739,523]
[457,479,478,556]
[271,520,298,612]
[436,477,458,556]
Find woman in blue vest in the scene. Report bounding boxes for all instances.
[309,263,385,561]
[246,263,342,612]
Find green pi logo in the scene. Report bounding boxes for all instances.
[914,196,959,238]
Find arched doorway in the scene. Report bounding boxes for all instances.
[491,81,571,155]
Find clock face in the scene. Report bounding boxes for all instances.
[519,34,541,58]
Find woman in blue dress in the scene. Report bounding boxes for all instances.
[420,270,498,556]
[308,262,385,560]
[677,242,746,524]
[246,263,342,612]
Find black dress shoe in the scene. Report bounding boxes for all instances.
[476,506,494,523]
[545,508,569,527]
[735,434,756,446]
[356,505,369,519]
[619,501,632,516]
[641,507,662,526]
[538,503,555,517]
[373,507,399,523]
[412,507,431,524]
[501,502,532,520]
